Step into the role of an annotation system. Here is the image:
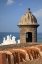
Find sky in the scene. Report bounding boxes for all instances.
[0,0,42,32]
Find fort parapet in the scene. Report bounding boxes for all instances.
[0,43,41,50]
[0,43,42,64]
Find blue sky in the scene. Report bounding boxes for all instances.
[0,0,42,32]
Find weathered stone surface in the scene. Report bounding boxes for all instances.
[0,52,6,64]
[18,8,39,25]
[0,45,42,64]
[18,8,39,43]
[0,43,41,50]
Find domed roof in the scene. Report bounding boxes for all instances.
[18,8,39,26]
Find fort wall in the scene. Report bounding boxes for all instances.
[0,44,42,64]
[0,43,41,50]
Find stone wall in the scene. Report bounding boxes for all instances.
[20,58,42,64]
[0,52,42,64]
[0,45,42,64]
[0,43,40,51]
[0,53,6,64]
[20,26,37,43]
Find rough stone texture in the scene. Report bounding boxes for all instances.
[0,45,42,64]
[18,8,38,25]
[20,26,37,43]
[0,43,41,51]
[20,58,42,64]
[0,52,6,64]
[18,8,39,43]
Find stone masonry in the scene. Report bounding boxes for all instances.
[18,8,39,43]
[0,45,42,64]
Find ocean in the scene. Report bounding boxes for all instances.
[0,32,42,44]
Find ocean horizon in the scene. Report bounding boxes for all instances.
[0,32,42,44]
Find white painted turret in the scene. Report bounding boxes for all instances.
[10,34,12,40]
[0,34,20,46]
[1,35,17,45]
[3,37,6,43]
[17,39,20,44]
[12,36,16,44]
[6,35,10,40]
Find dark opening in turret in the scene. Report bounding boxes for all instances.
[26,32,32,42]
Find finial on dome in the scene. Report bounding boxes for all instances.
[27,8,31,13]
[28,8,30,10]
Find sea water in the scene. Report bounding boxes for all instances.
[0,32,42,44]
